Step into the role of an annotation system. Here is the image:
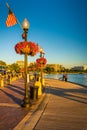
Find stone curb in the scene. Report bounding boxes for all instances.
[13,87,50,130]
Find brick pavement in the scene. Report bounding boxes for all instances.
[0,78,45,130]
[1,78,87,130]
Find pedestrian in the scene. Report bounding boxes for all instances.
[65,74,68,82]
[62,74,65,81]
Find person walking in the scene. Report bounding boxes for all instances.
[65,74,68,82]
[62,74,65,81]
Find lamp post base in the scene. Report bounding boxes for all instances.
[21,97,31,108]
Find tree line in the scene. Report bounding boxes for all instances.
[0,60,87,74]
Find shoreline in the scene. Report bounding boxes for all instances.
[44,73,87,87]
[44,77,87,88]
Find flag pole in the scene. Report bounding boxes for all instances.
[6,2,23,30]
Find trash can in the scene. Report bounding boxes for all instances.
[36,75,39,81]
[30,86,39,100]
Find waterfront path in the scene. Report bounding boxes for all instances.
[24,79,87,130]
[0,78,87,130]
[0,78,45,130]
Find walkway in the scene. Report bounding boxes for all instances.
[0,78,87,130]
[0,78,45,130]
[21,79,87,130]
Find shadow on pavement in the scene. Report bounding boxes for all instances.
[1,89,22,105]
[45,86,87,104]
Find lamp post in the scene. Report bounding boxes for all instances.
[21,18,30,108]
[39,47,45,91]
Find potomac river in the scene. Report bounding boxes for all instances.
[44,74,87,86]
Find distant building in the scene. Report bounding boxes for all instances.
[84,66,87,70]
[16,60,24,68]
[0,66,6,74]
[29,62,35,66]
[71,66,87,71]
[16,60,34,68]
[46,64,62,72]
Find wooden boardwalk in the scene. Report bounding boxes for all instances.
[0,78,87,130]
[33,79,87,130]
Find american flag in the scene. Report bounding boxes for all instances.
[6,11,17,27]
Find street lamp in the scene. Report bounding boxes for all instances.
[40,47,45,58]
[15,18,39,107]
[39,47,45,91]
[21,18,30,108]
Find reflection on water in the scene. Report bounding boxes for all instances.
[44,74,87,86]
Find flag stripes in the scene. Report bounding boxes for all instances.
[6,12,17,27]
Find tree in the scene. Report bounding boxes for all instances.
[0,60,6,66]
[44,66,55,73]
[9,63,21,73]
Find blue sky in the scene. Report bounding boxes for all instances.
[0,0,87,67]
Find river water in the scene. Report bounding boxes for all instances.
[44,74,87,86]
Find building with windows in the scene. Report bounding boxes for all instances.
[0,66,6,74]
[46,64,63,72]
[71,66,87,71]
[16,60,24,68]
[16,60,34,68]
